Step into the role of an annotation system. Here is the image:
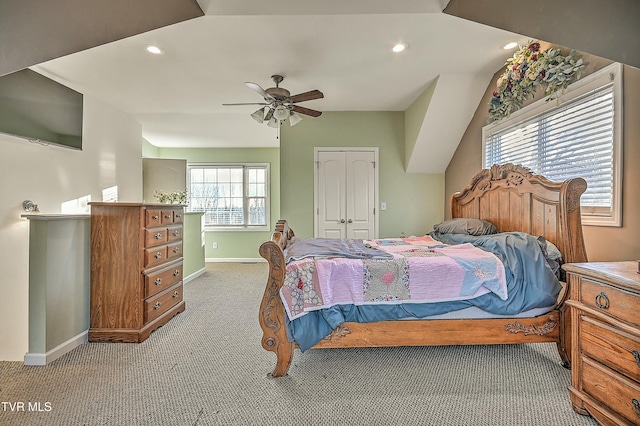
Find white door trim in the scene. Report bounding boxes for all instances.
[313,147,379,238]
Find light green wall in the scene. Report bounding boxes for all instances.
[156,147,280,260]
[404,78,437,171]
[142,138,160,158]
[183,212,205,277]
[27,217,90,356]
[280,111,444,239]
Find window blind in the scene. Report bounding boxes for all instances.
[485,83,615,216]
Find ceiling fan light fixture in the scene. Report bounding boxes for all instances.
[273,105,289,121]
[251,108,265,123]
[289,112,303,126]
[267,117,280,128]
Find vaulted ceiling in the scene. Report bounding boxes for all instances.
[2,0,637,173]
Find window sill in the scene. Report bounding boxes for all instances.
[204,226,270,232]
[581,216,621,227]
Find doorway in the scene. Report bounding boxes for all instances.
[314,147,378,238]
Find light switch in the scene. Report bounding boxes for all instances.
[381,202,387,211]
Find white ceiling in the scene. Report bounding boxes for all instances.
[33,0,527,171]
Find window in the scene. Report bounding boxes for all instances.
[483,63,623,226]
[187,163,269,230]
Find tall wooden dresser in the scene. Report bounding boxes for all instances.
[564,261,640,425]
[89,202,186,342]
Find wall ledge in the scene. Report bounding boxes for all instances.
[22,214,90,221]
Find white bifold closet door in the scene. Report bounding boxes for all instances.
[315,149,376,239]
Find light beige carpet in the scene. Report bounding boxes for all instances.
[0,262,598,425]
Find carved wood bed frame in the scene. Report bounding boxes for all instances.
[259,164,588,377]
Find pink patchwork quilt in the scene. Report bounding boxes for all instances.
[280,236,507,320]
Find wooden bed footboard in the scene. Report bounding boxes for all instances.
[259,164,587,377]
[258,221,295,377]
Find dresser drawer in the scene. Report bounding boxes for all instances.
[145,263,183,298]
[145,284,183,323]
[161,209,176,225]
[167,225,182,242]
[146,209,162,227]
[144,228,168,247]
[580,315,640,383]
[581,356,640,425]
[167,242,183,260]
[144,246,167,268]
[173,210,183,223]
[580,278,640,328]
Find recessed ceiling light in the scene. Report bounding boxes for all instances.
[392,43,408,53]
[503,42,518,50]
[146,45,164,55]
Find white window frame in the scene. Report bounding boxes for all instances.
[482,63,623,227]
[187,163,270,231]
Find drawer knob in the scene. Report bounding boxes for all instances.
[173,230,180,237]
[633,350,640,368]
[173,247,180,254]
[173,270,180,277]
[634,399,640,418]
[175,214,182,219]
[152,215,159,220]
[153,301,161,310]
[595,292,610,309]
[165,215,172,219]
[154,252,162,259]
[155,232,163,240]
[154,278,162,286]
[173,291,179,298]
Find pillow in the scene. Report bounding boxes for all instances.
[433,218,498,236]
[545,239,562,262]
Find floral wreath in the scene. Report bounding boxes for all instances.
[489,41,587,122]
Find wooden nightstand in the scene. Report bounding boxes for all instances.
[564,261,640,425]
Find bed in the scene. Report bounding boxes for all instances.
[259,163,588,377]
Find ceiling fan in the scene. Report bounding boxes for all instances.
[223,75,323,127]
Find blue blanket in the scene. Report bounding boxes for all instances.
[285,231,561,351]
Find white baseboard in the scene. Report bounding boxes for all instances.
[24,330,88,366]
[183,267,206,283]
[205,258,266,263]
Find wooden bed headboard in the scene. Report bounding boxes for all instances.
[451,163,588,264]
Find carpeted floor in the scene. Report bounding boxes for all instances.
[0,263,598,425]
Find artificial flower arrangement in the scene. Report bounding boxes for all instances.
[489,41,587,122]
[154,190,188,204]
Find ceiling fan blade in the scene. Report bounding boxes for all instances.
[245,82,275,101]
[288,90,324,103]
[222,102,269,106]
[292,105,322,117]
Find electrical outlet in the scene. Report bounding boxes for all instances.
[212,242,218,249]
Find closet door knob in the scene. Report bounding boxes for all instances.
[348,219,353,223]
[340,219,345,223]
